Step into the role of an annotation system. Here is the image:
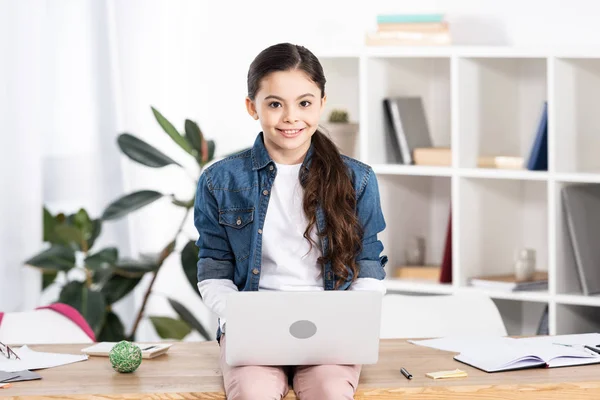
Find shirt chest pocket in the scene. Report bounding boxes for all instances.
[218,208,254,261]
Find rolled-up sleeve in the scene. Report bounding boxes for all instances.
[194,170,235,282]
[355,168,388,280]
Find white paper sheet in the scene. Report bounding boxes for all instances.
[0,345,88,372]
[408,336,516,353]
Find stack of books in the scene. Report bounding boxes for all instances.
[468,271,548,292]
[366,13,451,46]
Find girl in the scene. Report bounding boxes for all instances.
[194,42,388,400]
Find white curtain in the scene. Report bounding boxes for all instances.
[0,0,45,312]
[0,0,216,341]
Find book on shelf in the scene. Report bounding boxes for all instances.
[367,13,451,46]
[394,265,441,281]
[526,101,548,171]
[376,13,445,24]
[439,209,452,284]
[413,147,452,166]
[468,271,548,292]
[377,22,448,33]
[383,96,433,164]
[477,156,524,170]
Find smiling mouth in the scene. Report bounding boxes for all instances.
[277,128,305,137]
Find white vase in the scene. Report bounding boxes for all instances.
[321,122,359,158]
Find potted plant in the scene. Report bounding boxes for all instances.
[321,109,359,158]
[24,106,242,342]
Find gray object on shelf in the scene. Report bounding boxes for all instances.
[562,184,600,296]
[383,97,433,165]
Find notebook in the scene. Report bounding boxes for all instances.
[453,335,600,372]
[81,342,173,359]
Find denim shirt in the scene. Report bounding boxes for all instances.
[194,133,388,336]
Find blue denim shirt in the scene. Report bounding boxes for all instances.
[194,133,388,337]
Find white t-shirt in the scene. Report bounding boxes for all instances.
[197,162,386,332]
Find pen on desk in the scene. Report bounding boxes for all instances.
[400,367,413,380]
[584,345,600,355]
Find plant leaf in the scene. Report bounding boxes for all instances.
[86,219,102,249]
[149,316,191,340]
[184,119,203,161]
[100,273,141,304]
[206,140,216,163]
[101,190,163,221]
[168,298,212,340]
[43,207,57,243]
[172,198,194,208]
[24,245,76,271]
[117,133,182,168]
[114,258,159,276]
[58,281,106,335]
[181,240,199,294]
[54,225,85,249]
[73,209,93,237]
[97,311,126,342]
[85,247,118,270]
[151,107,193,155]
[42,270,58,290]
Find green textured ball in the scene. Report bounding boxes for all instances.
[109,341,142,373]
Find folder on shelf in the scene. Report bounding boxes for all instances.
[382,97,433,164]
[526,102,548,171]
[439,210,452,283]
[562,184,600,295]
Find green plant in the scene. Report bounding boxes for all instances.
[328,109,349,123]
[25,106,229,342]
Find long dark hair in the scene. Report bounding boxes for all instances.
[247,43,363,288]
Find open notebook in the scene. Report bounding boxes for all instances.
[453,336,600,372]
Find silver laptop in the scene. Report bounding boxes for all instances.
[224,290,383,366]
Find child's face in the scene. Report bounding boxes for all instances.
[246,69,326,164]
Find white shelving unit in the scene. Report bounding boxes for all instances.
[318,46,600,336]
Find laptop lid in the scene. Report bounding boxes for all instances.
[224,290,383,367]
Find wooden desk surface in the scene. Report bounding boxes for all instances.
[3,339,600,399]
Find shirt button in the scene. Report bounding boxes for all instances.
[236,217,242,226]
[258,229,263,234]
[263,189,269,195]
[269,165,274,171]
[252,268,259,275]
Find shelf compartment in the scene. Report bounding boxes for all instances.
[554,58,600,174]
[366,57,451,165]
[493,299,549,336]
[555,304,600,334]
[377,175,451,279]
[459,178,548,286]
[554,181,600,296]
[457,57,547,169]
[318,57,360,158]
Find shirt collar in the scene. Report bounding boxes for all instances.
[250,132,315,171]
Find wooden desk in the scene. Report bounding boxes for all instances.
[3,339,600,399]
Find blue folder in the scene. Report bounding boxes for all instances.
[526,102,548,171]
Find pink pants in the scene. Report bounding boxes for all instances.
[219,334,362,399]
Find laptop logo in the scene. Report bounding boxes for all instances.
[289,320,317,339]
